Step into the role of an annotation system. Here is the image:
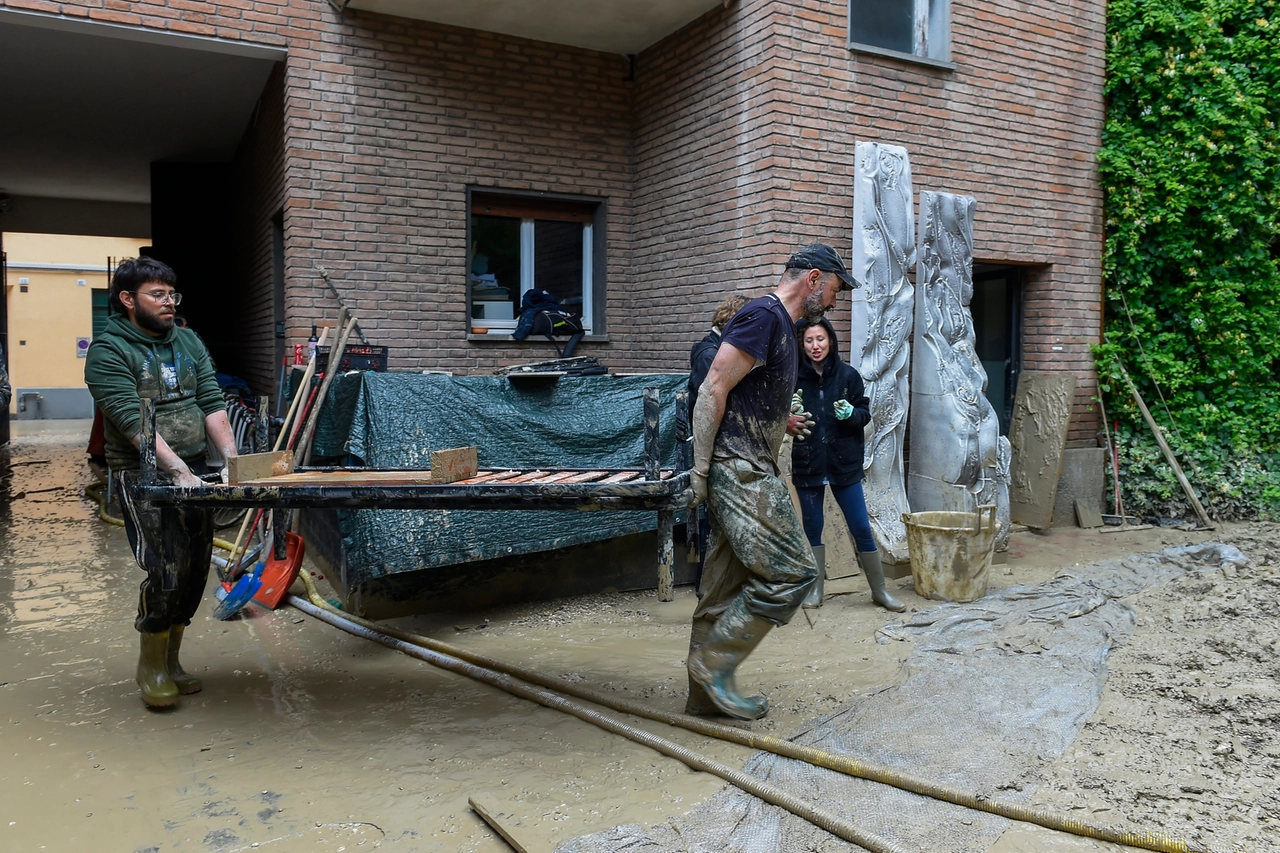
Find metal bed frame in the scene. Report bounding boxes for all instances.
[128,386,693,600]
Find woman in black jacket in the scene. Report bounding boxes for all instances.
[791,317,905,612]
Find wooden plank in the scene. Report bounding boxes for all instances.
[429,446,478,484]
[1118,361,1215,530]
[457,470,522,485]
[601,471,642,483]
[504,470,553,484]
[227,450,295,483]
[556,470,612,484]
[468,794,553,853]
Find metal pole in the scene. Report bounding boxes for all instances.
[643,387,674,601]
[255,395,270,454]
[675,389,696,560]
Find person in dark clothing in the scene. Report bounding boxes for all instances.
[84,257,239,709]
[791,316,905,612]
[687,244,852,721]
[689,293,750,415]
[687,293,751,592]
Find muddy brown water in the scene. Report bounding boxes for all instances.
[2,421,1275,852]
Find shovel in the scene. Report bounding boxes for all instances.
[252,529,306,610]
[213,509,268,620]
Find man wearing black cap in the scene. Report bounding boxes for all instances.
[686,243,855,720]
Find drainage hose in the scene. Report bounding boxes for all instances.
[288,593,911,853]
[291,575,1216,853]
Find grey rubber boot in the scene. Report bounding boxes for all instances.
[684,616,718,715]
[166,624,203,695]
[688,596,773,720]
[802,545,826,608]
[137,630,179,708]
[858,549,907,612]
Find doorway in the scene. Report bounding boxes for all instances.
[970,264,1024,435]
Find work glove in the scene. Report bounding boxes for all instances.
[787,412,815,441]
[690,469,709,507]
[220,466,230,485]
[790,390,804,414]
[834,399,854,421]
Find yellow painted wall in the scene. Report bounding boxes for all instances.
[4,233,149,413]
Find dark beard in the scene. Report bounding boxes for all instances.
[135,304,174,335]
[802,292,827,323]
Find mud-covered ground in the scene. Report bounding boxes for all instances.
[1,421,1276,852]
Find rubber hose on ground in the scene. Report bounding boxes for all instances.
[287,594,911,853]
[293,573,1219,853]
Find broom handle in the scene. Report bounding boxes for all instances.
[298,313,357,466]
[274,326,329,453]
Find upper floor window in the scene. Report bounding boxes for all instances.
[467,191,602,338]
[848,0,950,64]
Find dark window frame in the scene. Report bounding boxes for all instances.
[465,187,608,342]
[847,0,955,69]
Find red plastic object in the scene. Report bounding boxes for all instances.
[252,532,306,610]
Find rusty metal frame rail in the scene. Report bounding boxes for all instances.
[130,386,695,599]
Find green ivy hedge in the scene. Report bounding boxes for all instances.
[1098,0,1280,519]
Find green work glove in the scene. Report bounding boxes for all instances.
[834,399,854,421]
[790,389,804,414]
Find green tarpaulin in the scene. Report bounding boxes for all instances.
[307,371,690,584]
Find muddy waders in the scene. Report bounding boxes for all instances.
[166,624,202,694]
[859,549,906,612]
[802,545,826,608]
[688,596,774,720]
[137,630,179,708]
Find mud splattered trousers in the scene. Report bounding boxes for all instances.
[694,456,818,626]
[114,465,214,633]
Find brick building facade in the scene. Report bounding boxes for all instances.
[0,0,1106,444]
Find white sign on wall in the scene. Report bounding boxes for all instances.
[76,337,91,358]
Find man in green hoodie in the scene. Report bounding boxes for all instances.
[84,257,238,709]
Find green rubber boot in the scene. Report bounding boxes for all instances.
[858,549,906,612]
[137,630,179,708]
[687,597,772,721]
[684,617,718,715]
[802,545,826,608]
[166,624,203,695]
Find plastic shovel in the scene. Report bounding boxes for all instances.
[252,531,306,610]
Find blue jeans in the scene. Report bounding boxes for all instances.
[795,481,878,553]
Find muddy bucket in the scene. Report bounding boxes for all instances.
[902,505,998,602]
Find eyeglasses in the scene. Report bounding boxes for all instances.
[132,290,183,306]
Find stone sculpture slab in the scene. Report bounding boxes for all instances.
[908,190,1011,550]
[1008,371,1076,529]
[850,141,916,564]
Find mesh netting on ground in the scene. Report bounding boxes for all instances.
[558,544,1249,852]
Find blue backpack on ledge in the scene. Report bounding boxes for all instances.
[513,289,585,358]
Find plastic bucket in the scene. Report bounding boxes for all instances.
[902,505,998,602]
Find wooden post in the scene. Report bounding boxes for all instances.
[299,311,356,465]
[643,387,674,601]
[254,395,270,454]
[675,390,697,559]
[1117,360,1214,529]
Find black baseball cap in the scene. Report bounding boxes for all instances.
[784,244,856,290]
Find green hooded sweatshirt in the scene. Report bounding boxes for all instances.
[83,314,226,470]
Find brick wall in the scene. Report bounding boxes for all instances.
[3,0,1105,442]
[632,0,1106,445]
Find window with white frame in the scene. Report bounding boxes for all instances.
[467,192,598,337]
[848,0,950,63]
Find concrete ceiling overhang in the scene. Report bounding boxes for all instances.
[0,10,284,207]
[341,0,722,55]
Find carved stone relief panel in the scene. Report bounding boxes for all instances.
[850,141,916,564]
[1008,371,1077,529]
[908,190,1010,548]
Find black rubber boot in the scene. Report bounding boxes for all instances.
[684,617,718,715]
[859,549,906,612]
[802,545,826,608]
[137,630,179,708]
[167,624,203,695]
[688,597,773,721]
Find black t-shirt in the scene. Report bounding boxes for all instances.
[712,294,798,472]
